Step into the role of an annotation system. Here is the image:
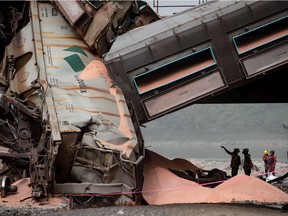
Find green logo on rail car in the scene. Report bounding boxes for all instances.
[63,45,88,72]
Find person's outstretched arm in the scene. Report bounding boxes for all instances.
[221,146,232,155]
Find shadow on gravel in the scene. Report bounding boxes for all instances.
[1,203,288,216]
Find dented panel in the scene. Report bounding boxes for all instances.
[1,0,288,209]
[51,0,160,56]
[144,70,226,118]
[0,1,144,205]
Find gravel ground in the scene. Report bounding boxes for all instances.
[1,203,287,216]
[273,180,288,194]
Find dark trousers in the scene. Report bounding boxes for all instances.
[244,169,251,176]
[231,167,239,177]
[264,167,268,177]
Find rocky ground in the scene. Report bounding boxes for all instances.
[0,202,288,216]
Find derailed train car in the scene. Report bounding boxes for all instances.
[0,0,159,205]
[104,0,288,123]
[0,0,288,207]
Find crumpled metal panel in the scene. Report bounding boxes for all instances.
[51,0,160,56]
[6,22,38,94]
[37,2,143,201]
[0,1,144,204]
[52,0,85,25]
[0,1,30,52]
[83,2,121,48]
[39,3,118,128]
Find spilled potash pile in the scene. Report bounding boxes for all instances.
[1,149,287,208]
[0,178,69,209]
[143,149,288,205]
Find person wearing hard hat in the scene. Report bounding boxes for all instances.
[262,149,269,177]
[268,150,277,176]
[242,148,253,176]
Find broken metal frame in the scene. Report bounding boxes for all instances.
[0,0,148,204]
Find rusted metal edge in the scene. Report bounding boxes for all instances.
[30,0,61,142]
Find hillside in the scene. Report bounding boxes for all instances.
[141,104,288,161]
[142,104,288,141]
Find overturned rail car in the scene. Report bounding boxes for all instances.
[104,0,288,123]
[0,0,288,207]
[0,1,145,205]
